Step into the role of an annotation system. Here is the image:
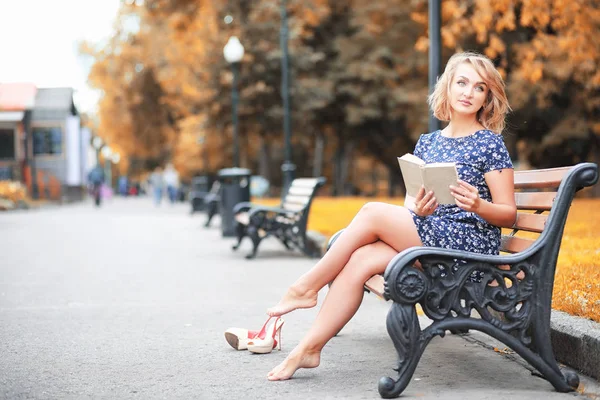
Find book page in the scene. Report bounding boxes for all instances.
[420,163,458,205]
[397,155,425,198]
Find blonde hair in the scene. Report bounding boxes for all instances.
[428,52,511,133]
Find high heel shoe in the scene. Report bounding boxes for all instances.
[224,328,260,351]
[247,317,285,354]
[224,316,279,351]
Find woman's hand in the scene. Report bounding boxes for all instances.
[450,180,481,212]
[414,186,438,217]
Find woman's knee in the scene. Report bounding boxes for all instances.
[343,242,397,280]
[358,201,390,218]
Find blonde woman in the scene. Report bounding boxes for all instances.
[262,52,517,381]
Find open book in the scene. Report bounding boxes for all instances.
[397,153,458,205]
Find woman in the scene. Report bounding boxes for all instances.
[250,52,516,381]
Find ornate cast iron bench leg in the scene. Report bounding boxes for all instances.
[380,254,581,398]
[245,225,264,259]
[232,221,247,251]
[378,267,434,398]
[205,199,219,228]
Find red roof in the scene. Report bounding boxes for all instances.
[0,83,37,111]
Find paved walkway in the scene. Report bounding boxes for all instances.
[1,197,599,399]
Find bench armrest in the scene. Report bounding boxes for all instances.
[233,201,257,214]
[247,205,298,218]
[384,246,527,278]
[383,245,538,309]
[205,193,220,203]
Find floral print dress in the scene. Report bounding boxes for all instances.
[408,129,513,280]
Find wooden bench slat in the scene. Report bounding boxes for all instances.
[514,167,571,189]
[501,212,547,233]
[291,178,321,188]
[364,275,385,298]
[283,194,310,206]
[288,186,317,196]
[282,203,305,212]
[500,235,536,253]
[515,192,557,211]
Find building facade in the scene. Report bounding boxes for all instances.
[0,84,89,202]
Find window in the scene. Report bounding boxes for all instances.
[33,127,62,155]
[0,128,15,159]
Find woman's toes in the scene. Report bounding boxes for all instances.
[267,364,284,379]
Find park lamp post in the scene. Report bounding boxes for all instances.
[428,0,442,132]
[280,0,296,199]
[112,152,121,186]
[92,136,103,165]
[101,145,113,188]
[223,36,245,168]
[112,152,121,173]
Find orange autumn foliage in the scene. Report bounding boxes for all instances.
[254,196,600,323]
[411,0,600,129]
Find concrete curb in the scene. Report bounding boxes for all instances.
[551,310,600,381]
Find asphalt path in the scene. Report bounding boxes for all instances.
[1,197,598,400]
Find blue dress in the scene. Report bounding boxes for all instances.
[408,129,513,280]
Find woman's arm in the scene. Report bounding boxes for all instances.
[450,168,516,227]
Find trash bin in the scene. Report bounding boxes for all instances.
[218,168,251,237]
[189,175,211,213]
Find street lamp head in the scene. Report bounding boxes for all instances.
[223,36,244,64]
[101,146,112,158]
[112,153,121,164]
[92,136,103,150]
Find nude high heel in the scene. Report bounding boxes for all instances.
[247,317,285,354]
[224,328,260,350]
[224,316,277,351]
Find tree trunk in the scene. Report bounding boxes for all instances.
[333,137,343,196]
[333,139,355,196]
[313,131,325,177]
[340,140,355,195]
[203,142,209,174]
[370,158,378,196]
[589,133,600,197]
[241,130,248,169]
[387,165,398,197]
[258,134,271,181]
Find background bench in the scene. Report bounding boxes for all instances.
[232,177,326,259]
[327,162,598,398]
[201,181,221,228]
[189,176,211,215]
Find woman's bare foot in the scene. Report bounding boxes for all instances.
[267,348,320,381]
[267,286,318,317]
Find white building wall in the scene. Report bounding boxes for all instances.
[81,127,95,185]
[65,115,81,185]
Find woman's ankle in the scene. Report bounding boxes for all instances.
[290,345,322,365]
[288,282,318,299]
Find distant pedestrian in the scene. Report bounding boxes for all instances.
[149,167,164,206]
[117,176,128,196]
[87,164,105,207]
[163,163,180,204]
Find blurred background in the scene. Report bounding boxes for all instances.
[0,0,599,206]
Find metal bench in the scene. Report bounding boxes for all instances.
[327,162,598,398]
[203,181,222,228]
[189,176,211,215]
[232,177,326,259]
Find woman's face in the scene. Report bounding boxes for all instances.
[449,62,489,118]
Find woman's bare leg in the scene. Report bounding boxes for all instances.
[267,203,421,317]
[267,239,419,380]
